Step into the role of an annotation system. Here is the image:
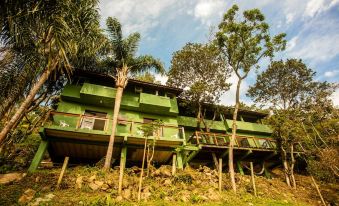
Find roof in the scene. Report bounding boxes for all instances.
[73,70,183,95]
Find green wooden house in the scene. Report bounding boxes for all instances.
[28,71,278,173]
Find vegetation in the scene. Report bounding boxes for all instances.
[216,5,286,192]
[167,42,231,131]
[102,17,165,170]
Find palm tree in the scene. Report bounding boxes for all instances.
[0,0,104,144]
[103,17,165,170]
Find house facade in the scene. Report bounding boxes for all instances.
[28,71,278,174]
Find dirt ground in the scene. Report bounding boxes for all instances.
[0,165,338,205]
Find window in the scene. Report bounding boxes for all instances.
[80,110,107,131]
[142,118,163,137]
[258,139,270,148]
[135,86,143,93]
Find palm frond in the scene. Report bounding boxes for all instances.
[129,55,165,75]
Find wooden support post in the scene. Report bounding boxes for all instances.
[263,162,272,179]
[250,162,257,196]
[172,154,177,175]
[28,140,49,173]
[221,149,229,159]
[118,146,127,195]
[237,161,244,175]
[219,158,222,192]
[311,176,326,206]
[176,152,184,170]
[212,152,219,171]
[184,150,199,166]
[57,156,69,189]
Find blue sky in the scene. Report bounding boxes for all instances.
[99,0,339,106]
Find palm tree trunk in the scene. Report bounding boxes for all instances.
[104,86,124,170]
[0,68,52,144]
[229,78,242,193]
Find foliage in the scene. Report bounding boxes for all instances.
[134,72,161,84]
[167,43,231,130]
[216,4,286,192]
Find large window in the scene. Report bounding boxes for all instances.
[80,110,107,131]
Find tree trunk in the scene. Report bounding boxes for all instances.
[290,144,296,189]
[229,78,242,193]
[0,68,52,144]
[281,148,291,187]
[103,86,124,170]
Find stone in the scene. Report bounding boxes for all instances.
[30,193,55,206]
[116,196,123,202]
[88,175,96,182]
[18,189,36,204]
[163,179,172,186]
[100,184,110,191]
[94,180,104,187]
[122,188,131,199]
[89,182,100,191]
[76,176,83,189]
[0,172,25,184]
[35,176,40,183]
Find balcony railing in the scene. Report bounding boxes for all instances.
[47,111,185,140]
[188,131,277,150]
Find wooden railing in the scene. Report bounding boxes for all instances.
[188,131,277,150]
[48,111,185,139]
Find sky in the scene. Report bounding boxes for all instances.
[99,0,339,106]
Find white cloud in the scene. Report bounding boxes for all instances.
[324,70,339,78]
[154,74,168,85]
[99,0,175,35]
[303,0,339,17]
[193,0,225,25]
[286,13,294,24]
[286,36,298,51]
[219,73,251,106]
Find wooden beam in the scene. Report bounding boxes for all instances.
[176,152,184,170]
[220,149,229,159]
[212,152,219,170]
[28,141,49,173]
[118,146,127,195]
[57,156,69,189]
[237,161,244,175]
[264,163,272,179]
[172,154,177,175]
[219,158,222,192]
[240,150,252,160]
[250,162,257,197]
[184,150,200,166]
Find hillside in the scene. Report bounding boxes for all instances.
[0,164,337,205]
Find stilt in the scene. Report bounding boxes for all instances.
[237,161,244,175]
[176,152,184,170]
[311,176,326,206]
[263,162,272,179]
[28,140,49,173]
[118,146,127,195]
[172,154,177,175]
[212,152,219,170]
[250,162,257,196]
[57,156,69,189]
[218,158,222,192]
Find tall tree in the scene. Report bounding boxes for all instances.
[0,0,104,143]
[216,5,286,192]
[247,59,337,187]
[167,42,231,130]
[103,17,164,170]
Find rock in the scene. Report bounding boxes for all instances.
[100,184,110,191]
[0,172,25,184]
[159,166,172,177]
[18,189,36,204]
[88,175,96,182]
[76,176,83,189]
[94,180,104,187]
[122,188,131,199]
[116,196,123,202]
[89,182,100,191]
[35,176,40,183]
[163,179,172,185]
[30,193,55,206]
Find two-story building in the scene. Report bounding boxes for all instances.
[28,70,278,176]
